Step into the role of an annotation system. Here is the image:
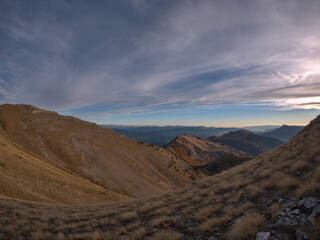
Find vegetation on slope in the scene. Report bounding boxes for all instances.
[165,134,246,166]
[0,114,319,239]
[208,129,283,156]
[0,104,202,200]
[0,128,129,204]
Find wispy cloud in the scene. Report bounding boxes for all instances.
[0,0,319,123]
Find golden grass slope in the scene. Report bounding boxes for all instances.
[166,134,247,166]
[0,108,319,239]
[0,104,201,200]
[0,128,129,204]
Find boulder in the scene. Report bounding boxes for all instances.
[256,231,270,240]
[312,204,320,217]
[298,197,317,209]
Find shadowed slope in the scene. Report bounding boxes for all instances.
[208,129,283,156]
[165,134,247,166]
[261,125,304,142]
[0,112,319,239]
[0,104,201,200]
[198,153,254,175]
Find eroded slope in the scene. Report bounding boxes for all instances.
[0,104,201,199]
[165,134,246,166]
[0,128,129,204]
[0,109,319,240]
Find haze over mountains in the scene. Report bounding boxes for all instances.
[105,124,303,147]
[209,129,283,156]
[164,130,282,174]
[261,125,304,142]
[102,125,239,147]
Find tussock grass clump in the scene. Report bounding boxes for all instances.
[228,189,244,204]
[275,175,299,189]
[262,172,299,190]
[291,160,310,172]
[137,201,163,214]
[118,211,138,221]
[91,231,103,240]
[199,216,231,231]
[269,203,284,219]
[146,231,181,240]
[258,168,272,179]
[227,212,265,240]
[192,205,221,221]
[150,216,177,228]
[150,206,173,216]
[245,184,263,200]
[127,227,146,240]
[55,232,65,240]
[296,180,320,197]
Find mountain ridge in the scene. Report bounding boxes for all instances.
[0,104,202,202]
[1,112,319,239]
[261,124,304,142]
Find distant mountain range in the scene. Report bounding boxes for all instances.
[102,125,239,146]
[165,129,283,174]
[209,129,283,156]
[0,104,202,203]
[103,124,303,146]
[1,104,319,239]
[260,125,304,142]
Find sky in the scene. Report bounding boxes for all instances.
[0,0,320,127]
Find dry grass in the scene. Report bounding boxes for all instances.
[275,175,299,189]
[118,211,138,221]
[296,180,320,197]
[228,189,244,204]
[246,184,263,200]
[291,160,310,172]
[1,111,320,239]
[269,203,284,219]
[127,227,147,240]
[227,212,265,240]
[199,216,231,231]
[192,205,221,221]
[146,231,181,240]
[149,216,177,228]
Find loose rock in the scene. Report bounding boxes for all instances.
[292,209,300,215]
[296,229,308,239]
[256,231,270,240]
[299,197,317,209]
[311,204,320,217]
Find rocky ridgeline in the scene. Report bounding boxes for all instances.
[256,196,320,240]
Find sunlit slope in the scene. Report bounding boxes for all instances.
[1,114,318,239]
[165,134,246,166]
[0,104,200,199]
[0,129,129,204]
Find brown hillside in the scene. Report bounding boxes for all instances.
[165,134,247,166]
[0,112,319,239]
[0,104,201,200]
[198,153,254,175]
[208,129,283,156]
[0,128,129,204]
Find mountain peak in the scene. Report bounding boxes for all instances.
[221,129,254,139]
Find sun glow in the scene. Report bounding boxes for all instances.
[277,96,320,110]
